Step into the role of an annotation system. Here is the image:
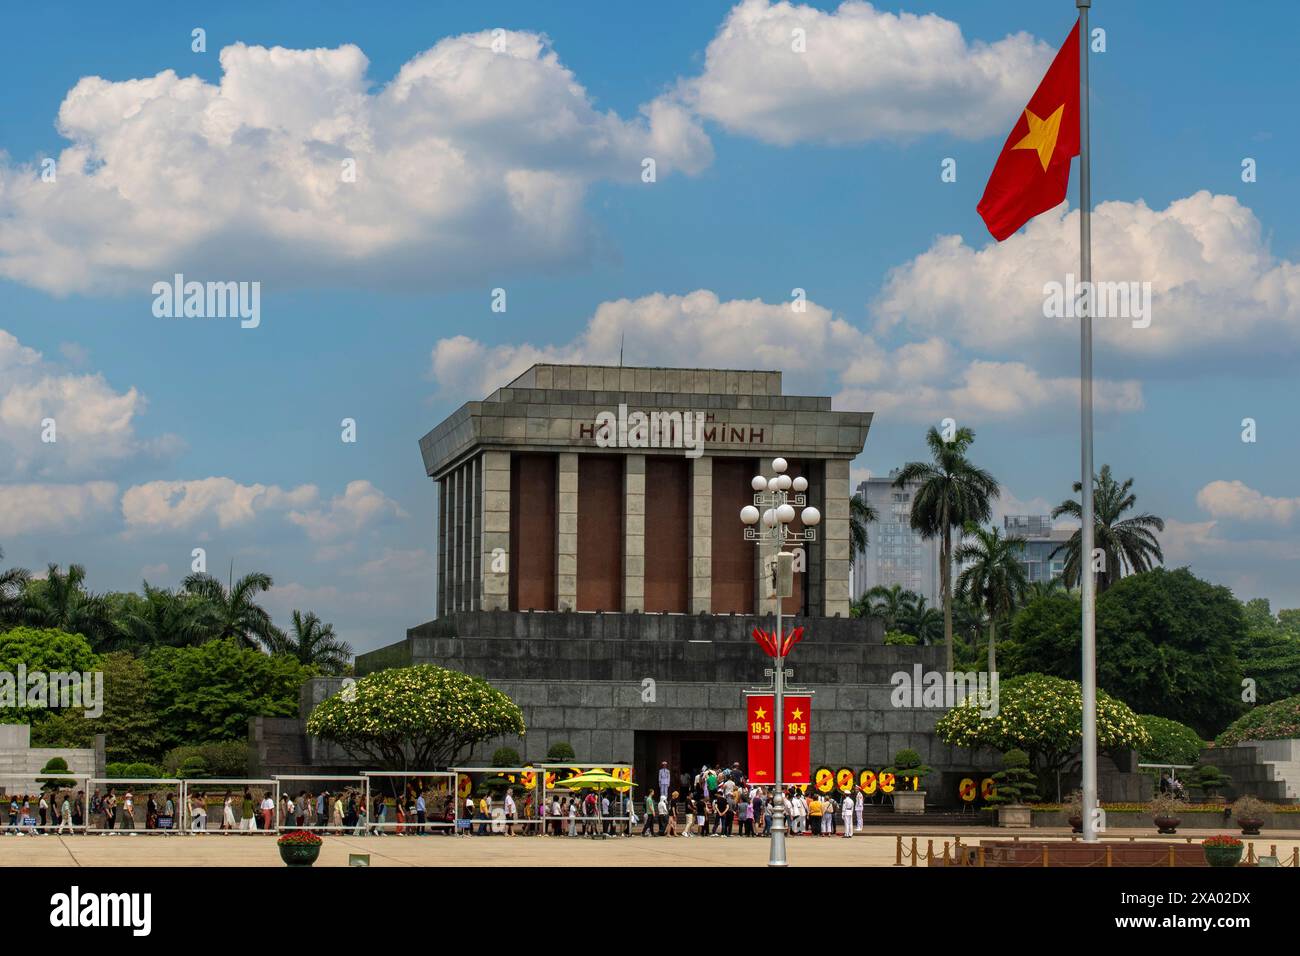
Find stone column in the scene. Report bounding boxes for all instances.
[822,457,851,616]
[624,454,645,612]
[556,452,579,611]
[690,456,712,613]
[480,451,512,611]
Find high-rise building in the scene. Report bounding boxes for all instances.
[851,470,941,608]
[1003,515,1073,583]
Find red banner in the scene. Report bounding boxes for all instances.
[745,695,775,785]
[782,695,812,785]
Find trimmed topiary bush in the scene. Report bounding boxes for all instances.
[885,748,932,787]
[546,741,576,762]
[492,746,521,767]
[1138,714,1204,766]
[176,756,209,779]
[986,749,1039,806]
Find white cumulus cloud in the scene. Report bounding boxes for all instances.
[286,480,407,541]
[0,32,711,296]
[121,477,319,533]
[0,481,118,536]
[680,0,1053,145]
[1196,480,1300,525]
[874,192,1300,367]
[0,328,176,479]
[430,289,1143,423]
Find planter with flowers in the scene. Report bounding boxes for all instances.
[277,829,323,867]
[1202,834,1244,868]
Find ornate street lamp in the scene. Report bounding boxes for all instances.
[740,456,820,867]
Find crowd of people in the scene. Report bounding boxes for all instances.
[3,764,878,839]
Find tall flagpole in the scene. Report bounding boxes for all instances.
[1076,0,1099,843]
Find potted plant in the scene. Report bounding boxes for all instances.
[1063,790,1084,834]
[277,829,323,867]
[1202,834,1244,868]
[986,749,1039,828]
[885,748,931,814]
[1231,795,1268,836]
[1148,793,1183,834]
[1191,764,1231,804]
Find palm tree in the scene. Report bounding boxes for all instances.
[115,583,221,650]
[267,610,353,674]
[898,594,943,646]
[848,494,879,568]
[1051,464,1164,592]
[862,583,915,631]
[894,427,1000,671]
[182,569,277,650]
[0,547,30,626]
[1025,577,1068,601]
[955,527,1028,674]
[22,563,114,646]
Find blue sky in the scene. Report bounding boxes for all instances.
[2,0,1297,651]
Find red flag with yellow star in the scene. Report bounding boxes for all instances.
[977,19,1080,241]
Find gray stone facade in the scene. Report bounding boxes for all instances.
[421,363,871,618]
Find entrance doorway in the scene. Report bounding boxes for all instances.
[634,731,746,799]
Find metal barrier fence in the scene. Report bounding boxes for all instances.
[0,774,90,834]
[363,771,456,833]
[273,775,367,832]
[85,779,183,833]
[178,779,279,834]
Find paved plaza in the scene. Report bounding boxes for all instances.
[5,829,1298,867]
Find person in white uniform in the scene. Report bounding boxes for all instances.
[854,786,864,832]
[842,792,855,837]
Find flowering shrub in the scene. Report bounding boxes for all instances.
[1202,834,1242,848]
[935,673,1149,773]
[307,664,525,769]
[1137,715,1204,766]
[277,830,322,847]
[1216,693,1300,747]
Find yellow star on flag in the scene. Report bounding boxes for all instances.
[1011,104,1065,172]
[790,707,804,720]
[754,706,767,720]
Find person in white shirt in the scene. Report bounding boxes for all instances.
[121,792,134,830]
[842,792,854,837]
[504,789,517,837]
[854,786,865,832]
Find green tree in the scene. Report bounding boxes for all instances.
[182,570,276,650]
[0,547,30,627]
[848,493,878,569]
[897,594,942,646]
[113,584,220,652]
[1236,599,1300,705]
[955,526,1028,675]
[307,664,525,769]
[894,426,999,671]
[1216,692,1300,748]
[31,652,162,763]
[1051,465,1164,592]
[20,564,114,648]
[267,610,353,675]
[861,584,915,631]
[144,638,311,751]
[1003,570,1244,738]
